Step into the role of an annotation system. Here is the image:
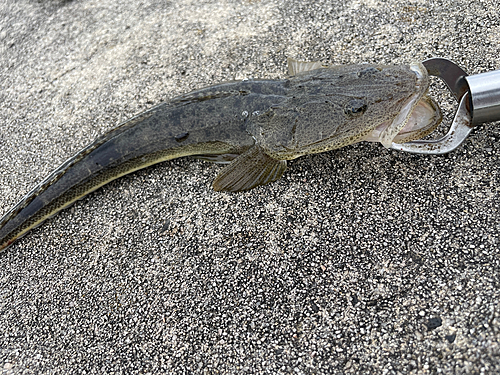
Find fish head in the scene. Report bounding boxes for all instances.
[360,64,442,146]
[249,63,441,159]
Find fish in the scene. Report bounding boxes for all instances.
[0,58,442,251]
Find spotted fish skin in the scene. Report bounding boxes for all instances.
[0,61,441,251]
[0,79,288,251]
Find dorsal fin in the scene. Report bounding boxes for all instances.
[287,57,326,76]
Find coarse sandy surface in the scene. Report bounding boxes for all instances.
[0,0,499,373]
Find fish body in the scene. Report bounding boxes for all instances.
[0,59,441,251]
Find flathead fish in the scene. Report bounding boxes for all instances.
[0,58,442,251]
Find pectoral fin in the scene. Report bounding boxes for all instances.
[212,146,287,192]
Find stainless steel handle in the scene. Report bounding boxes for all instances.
[466,69,500,125]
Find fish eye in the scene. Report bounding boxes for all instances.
[357,67,380,77]
[344,99,367,117]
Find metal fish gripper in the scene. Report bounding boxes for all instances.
[391,57,500,154]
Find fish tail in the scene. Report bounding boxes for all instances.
[0,111,238,252]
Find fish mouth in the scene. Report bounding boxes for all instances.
[391,94,442,143]
[364,63,443,147]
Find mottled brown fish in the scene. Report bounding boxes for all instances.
[0,58,441,251]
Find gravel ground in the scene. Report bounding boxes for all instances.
[0,0,499,373]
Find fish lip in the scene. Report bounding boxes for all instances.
[378,62,430,148]
[409,62,427,81]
